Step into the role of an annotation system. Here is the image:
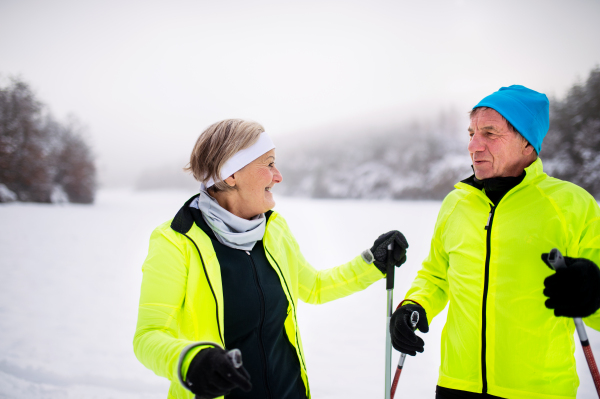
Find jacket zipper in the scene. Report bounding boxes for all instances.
[246,250,272,399]
[481,204,496,394]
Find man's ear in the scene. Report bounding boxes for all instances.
[224,174,236,187]
[523,141,535,156]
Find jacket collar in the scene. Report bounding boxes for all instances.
[455,158,546,200]
[170,194,200,234]
[170,193,274,236]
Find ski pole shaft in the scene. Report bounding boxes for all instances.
[390,311,419,399]
[548,248,600,396]
[385,242,395,399]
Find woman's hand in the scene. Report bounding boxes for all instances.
[390,303,428,356]
[186,347,252,398]
[363,230,409,274]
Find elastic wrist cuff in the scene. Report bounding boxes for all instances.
[361,249,375,264]
[397,299,423,311]
[177,341,222,392]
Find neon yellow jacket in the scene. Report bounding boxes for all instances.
[133,204,384,399]
[405,159,600,399]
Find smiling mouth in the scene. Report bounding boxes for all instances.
[265,187,272,192]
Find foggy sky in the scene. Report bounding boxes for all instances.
[1,0,599,187]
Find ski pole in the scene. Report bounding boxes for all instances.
[385,242,395,399]
[390,310,419,399]
[547,248,600,397]
[227,348,243,368]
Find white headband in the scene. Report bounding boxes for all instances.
[205,132,275,188]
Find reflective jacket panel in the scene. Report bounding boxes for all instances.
[405,159,600,399]
[133,208,384,399]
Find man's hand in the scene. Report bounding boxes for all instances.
[389,303,428,356]
[363,230,409,274]
[186,347,252,398]
[542,254,600,318]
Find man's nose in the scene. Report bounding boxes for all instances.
[468,133,484,153]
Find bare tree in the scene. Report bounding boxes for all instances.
[0,77,96,203]
[54,119,96,203]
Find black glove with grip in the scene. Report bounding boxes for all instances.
[186,347,252,398]
[389,304,428,356]
[542,254,600,318]
[370,230,409,274]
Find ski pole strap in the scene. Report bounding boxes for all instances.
[397,299,424,311]
[177,341,223,392]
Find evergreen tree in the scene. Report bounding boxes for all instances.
[543,67,600,197]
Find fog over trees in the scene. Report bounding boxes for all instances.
[133,67,600,201]
[275,111,471,200]
[275,67,600,200]
[0,78,96,203]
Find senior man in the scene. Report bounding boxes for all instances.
[390,85,600,399]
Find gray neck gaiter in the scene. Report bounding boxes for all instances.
[190,190,266,251]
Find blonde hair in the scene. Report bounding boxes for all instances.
[185,119,264,191]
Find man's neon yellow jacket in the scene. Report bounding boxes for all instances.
[405,159,600,399]
[133,201,384,399]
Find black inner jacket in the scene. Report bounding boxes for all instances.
[462,170,526,205]
[189,205,306,399]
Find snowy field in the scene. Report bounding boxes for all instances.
[1,190,599,399]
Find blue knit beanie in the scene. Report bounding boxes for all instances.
[473,85,549,154]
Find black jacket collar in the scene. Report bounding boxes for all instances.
[170,194,200,235]
[461,170,526,205]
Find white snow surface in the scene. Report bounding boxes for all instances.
[1,190,599,398]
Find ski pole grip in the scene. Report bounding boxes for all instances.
[227,349,243,368]
[386,242,395,290]
[547,248,567,271]
[410,311,419,329]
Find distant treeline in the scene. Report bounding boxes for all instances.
[276,67,600,200]
[542,67,600,197]
[276,111,471,200]
[0,77,96,203]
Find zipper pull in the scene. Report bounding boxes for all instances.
[485,206,495,230]
[245,250,251,256]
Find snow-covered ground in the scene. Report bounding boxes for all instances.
[1,190,599,398]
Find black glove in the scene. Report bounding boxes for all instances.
[389,304,428,356]
[186,347,252,398]
[542,254,600,318]
[369,230,409,274]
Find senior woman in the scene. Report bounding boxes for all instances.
[133,119,408,399]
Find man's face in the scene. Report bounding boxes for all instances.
[468,108,534,180]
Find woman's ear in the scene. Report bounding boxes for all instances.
[224,174,236,187]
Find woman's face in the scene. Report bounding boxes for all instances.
[224,149,283,219]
